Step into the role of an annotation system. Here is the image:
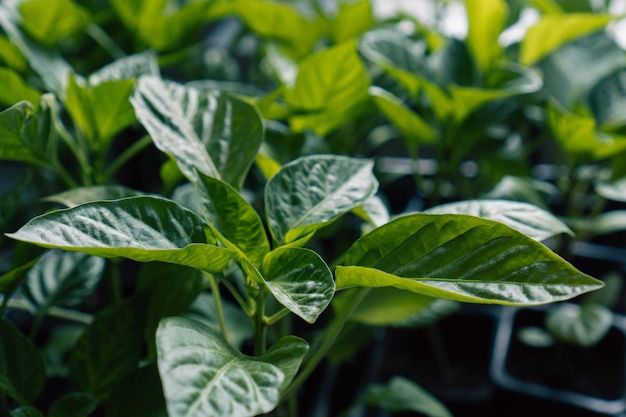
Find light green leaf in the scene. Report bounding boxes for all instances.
[545,303,613,348]
[352,195,390,228]
[6,196,235,273]
[465,0,508,72]
[19,0,90,45]
[0,319,45,405]
[265,155,378,245]
[263,247,334,323]
[547,100,626,161]
[88,51,160,86]
[330,0,374,43]
[0,68,40,108]
[361,376,452,417]
[131,75,264,189]
[156,316,304,417]
[589,68,626,131]
[284,40,371,135]
[368,86,436,147]
[520,13,614,65]
[69,294,146,398]
[195,173,270,267]
[20,250,105,315]
[9,407,44,417]
[336,213,603,305]
[596,177,626,202]
[41,185,145,208]
[0,35,27,71]
[425,199,573,241]
[48,393,98,417]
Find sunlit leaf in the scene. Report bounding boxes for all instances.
[19,0,90,45]
[0,68,40,108]
[330,0,374,43]
[465,0,508,72]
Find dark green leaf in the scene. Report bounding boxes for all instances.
[48,393,98,417]
[69,294,147,398]
[0,319,45,405]
[105,365,167,417]
[589,68,626,131]
[131,76,264,189]
[9,407,44,417]
[263,247,334,323]
[256,336,309,392]
[361,376,452,417]
[545,303,613,347]
[7,196,236,273]
[265,155,378,245]
[336,214,603,305]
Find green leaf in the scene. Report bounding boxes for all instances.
[0,68,40,108]
[465,0,508,72]
[520,13,614,65]
[6,196,236,273]
[69,294,147,398]
[156,316,306,417]
[547,100,626,161]
[104,365,167,417]
[485,175,559,210]
[330,0,374,43]
[545,303,613,348]
[425,199,573,241]
[368,86,436,147]
[19,0,90,46]
[255,335,309,393]
[9,407,44,417]
[596,177,626,202]
[352,195,390,228]
[20,250,105,315]
[565,210,626,237]
[262,247,334,323]
[41,185,145,208]
[336,213,603,305]
[284,40,371,135]
[589,68,626,131]
[265,155,378,245]
[0,250,43,295]
[195,173,270,267]
[361,376,452,417]
[88,51,160,86]
[0,319,45,405]
[48,393,98,417]
[131,75,264,189]
[0,35,27,71]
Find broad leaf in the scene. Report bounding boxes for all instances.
[0,319,45,405]
[329,0,374,43]
[361,376,452,417]
[484,175,559,210]
[7,196,236,273]
[20,250,105,315]
[131,75,263,189]
[88,51,160,86]
[352,195,390,228]
[465,0,508,72]
[425,199,573,241]
[263,247,334,323]
[283,40,371,135]
[69,294,147,398]
[265,155,378,245]
[520,13,613,65]
[156,316,307,417]
[48,393,98,417]
[336,214,603,305]
[195,173,270,267]
[42,185,145,208]
[19,0,90,46]
[0,68,40,107]
[545,303,613,348]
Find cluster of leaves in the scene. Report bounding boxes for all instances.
[0,0,624,416]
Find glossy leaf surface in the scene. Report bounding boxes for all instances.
[131,76,263,189]
[156,316,307,417]
[7,196,235,273]
[336,214,603,305]
[0,319,45,405]
[265,155,377,245]
[425,199,573,241]
[263,247,334,323]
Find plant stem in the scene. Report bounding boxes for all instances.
[264,307,290,326]
[281,287,371,400]
[86,23,126,60]
[221,275,253,316]
[253,290,267,356]
[109,259,123,304]
[207,273,231,345]
[102,134,153,181]
[7,298,93,325]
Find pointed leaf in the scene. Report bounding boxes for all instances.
[69,294,147,398]
[263,247,334,323]
[156,316,285,417]
[0,319,45,405]
[131,75,263,189]
[520,13,614,65]
[425,199,573,241]
[265,155,378,245]
[20,250,105,315]
[195,173,270,267]
[465,0,508,72]
[545,303,613,348]
[7,196,235,273]
[336,214,603,305]
[362,376,452,417]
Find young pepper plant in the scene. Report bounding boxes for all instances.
[5,75,605,417]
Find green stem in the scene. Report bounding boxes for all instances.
[102,135,153,182]
[51,161,79,189]
[281,288,371,400]
[7,298,93,325]
[221,276,253,316]
[253,290,267,356]
[207,273,231,345]
[109,259,123,304]
[86,23,126,60]
[264,307,290,326]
